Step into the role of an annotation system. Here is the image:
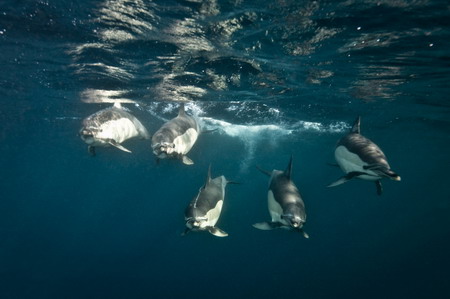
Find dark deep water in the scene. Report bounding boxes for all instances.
[1,0,450,298]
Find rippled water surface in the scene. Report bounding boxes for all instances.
[1,0,450,298]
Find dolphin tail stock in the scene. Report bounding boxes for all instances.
[207,226,228,237]
[327,171,366,187]
[256,165,272,177]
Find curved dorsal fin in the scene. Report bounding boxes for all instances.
[205,164,212,186]
[113,102,122,109]
[178,103,186,116]
[351,116,361,134]
[285,155,293,180]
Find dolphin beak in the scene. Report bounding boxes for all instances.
[393,176,401,181]
[292,222,299,228]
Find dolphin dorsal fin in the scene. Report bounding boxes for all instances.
[351,116,361,134]
[205,164,212,185]
[178,103,186,117]
[256,166,272,177]
[285,155,293,180]
[113,102,122,109]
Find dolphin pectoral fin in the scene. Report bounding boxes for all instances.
[252,222,281,230]
[301,229,309,239]
[327,172,365,187]
[327,162,340,167]
[226,181,241,185]
[256,166,272,177]
[181,228,191,236]
[327,176,349,187]
[108,140,132,153]
[208,227,228,237]
[88,146,96,156]
[375,180,383,196]
[181,156,194,165]
[202,128,218,134]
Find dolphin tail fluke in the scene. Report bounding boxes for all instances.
[351,116,361,134]
[208,227,228,237]
[181,155,194,165]
[256,165,271,177]
[252,222,280,230]
[108,140,132,153]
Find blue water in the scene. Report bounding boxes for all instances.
[1,0,450,298]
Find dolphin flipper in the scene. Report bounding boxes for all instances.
[375,180,383,196]
[181,155,194,165]
[327,171,366,187]
[256,166,272,177]
[88,146,96,156]
[252,222,282,230]
[181,228,191,236]
[207,227,228,237]
[300,229,309,239]
[108,140,132,153]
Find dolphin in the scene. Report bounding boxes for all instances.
[183,165,237,237]
[80,103,150,155]
[327,116,401,195]
[253,156,309,238]
[151,103,200,165]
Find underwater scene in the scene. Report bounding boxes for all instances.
[1,0,450,298]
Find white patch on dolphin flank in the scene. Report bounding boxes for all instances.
[172,128,199,155]
[268,190,287,225]
[202,200,223,228]
[335,145,379,180]
[95,118,140,144]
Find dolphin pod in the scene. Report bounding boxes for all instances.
[80,103,401,237]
